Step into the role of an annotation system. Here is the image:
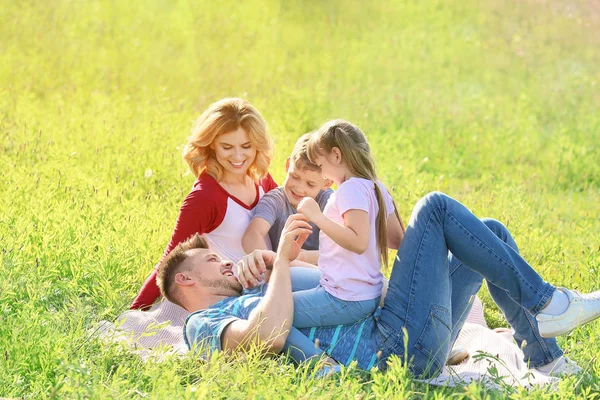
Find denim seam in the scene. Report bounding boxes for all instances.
[444,208,550,313]
[405,204,444,332]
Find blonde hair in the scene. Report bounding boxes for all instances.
[156,234,209,308]
[290,133,320,171]
[183,98,273,182]
[307,120,405,265]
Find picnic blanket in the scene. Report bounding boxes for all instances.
[95,296,557,388]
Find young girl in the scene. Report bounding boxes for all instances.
[294,119,405,327]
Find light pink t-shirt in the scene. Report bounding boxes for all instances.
[318,177,395,301]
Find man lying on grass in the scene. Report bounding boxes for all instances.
[156,193,600,378]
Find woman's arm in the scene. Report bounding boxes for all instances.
[131,181,222,309]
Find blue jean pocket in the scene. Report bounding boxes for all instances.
[413,304,451,378]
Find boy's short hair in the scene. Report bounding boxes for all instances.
[290,133,321,172]
[156,233,209,308]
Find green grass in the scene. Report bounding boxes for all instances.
[1,0,599,398]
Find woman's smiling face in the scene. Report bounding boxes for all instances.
[212,127,257,179]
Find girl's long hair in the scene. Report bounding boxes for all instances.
[183,98,273,182]
[307,119,405,265]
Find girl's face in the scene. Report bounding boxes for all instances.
[312,148,347,185]
[212,127,257,180]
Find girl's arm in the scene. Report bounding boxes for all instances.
[298,197,369,254]
[386,213,404,250]
[297,249,319,264]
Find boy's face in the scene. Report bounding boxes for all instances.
[283,159,331,208]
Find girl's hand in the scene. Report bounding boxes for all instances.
[297,197,322,223]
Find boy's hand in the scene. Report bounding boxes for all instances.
[297,197,322,223]
[237,250,276,289]
[277,215,312,262]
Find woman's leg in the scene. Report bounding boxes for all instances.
[448,218,564,367]
[378,192,556,378]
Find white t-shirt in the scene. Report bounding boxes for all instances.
[318,177,395,301]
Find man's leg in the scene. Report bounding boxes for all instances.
[448,218,564,367]
[378,192,556,378]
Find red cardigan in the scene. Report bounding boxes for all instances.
[130,172,278,310]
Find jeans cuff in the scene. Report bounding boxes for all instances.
[528,347,565,368]
[531,283,556,315]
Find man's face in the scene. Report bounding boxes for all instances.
[283,160,330,208]
[182,248,243,295]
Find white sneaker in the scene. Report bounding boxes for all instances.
[536,288,600,338]
[534,356,583,377]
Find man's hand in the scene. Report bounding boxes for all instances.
[277,214,312,262]
[237,249,276,290]
[297,197,323,224]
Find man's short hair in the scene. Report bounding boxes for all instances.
[156,233,209,307]
[290,133,321,172]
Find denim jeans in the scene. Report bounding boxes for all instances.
[293,285,380,328]
[283,267,324,362]
[377,192,561,378]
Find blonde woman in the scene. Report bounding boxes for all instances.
[131,98,277,309]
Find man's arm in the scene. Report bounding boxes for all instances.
[220,216,312,354]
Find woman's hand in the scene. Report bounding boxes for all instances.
[277,214,312,262]
[297,197,323,224]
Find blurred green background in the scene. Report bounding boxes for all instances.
[1,0,599,398]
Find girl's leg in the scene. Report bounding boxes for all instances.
[448,218,564,367]
[293,286,380,328]
[378,192,556,378]
[289,267,322,292]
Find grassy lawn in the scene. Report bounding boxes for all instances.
[1,0,599,398]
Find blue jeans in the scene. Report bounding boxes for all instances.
[293,286,380,328]
[282,267,324,362]
[377,192,562,378]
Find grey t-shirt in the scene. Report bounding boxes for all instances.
[252,186,333,251]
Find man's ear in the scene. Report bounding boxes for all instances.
[331,147,343,165]
[175,272,195,287]
[322,178,333,190]
[285,157,291,172]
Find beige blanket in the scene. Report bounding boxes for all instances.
[96,297,557,388]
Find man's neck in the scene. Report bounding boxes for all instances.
[185,293,236,313]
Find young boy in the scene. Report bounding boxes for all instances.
[241,133,334,365]
[242,133,333,263]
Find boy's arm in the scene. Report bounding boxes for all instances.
[242,217,272,253]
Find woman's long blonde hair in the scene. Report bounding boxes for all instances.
[183,98,273,181]
[307,119,405,265]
